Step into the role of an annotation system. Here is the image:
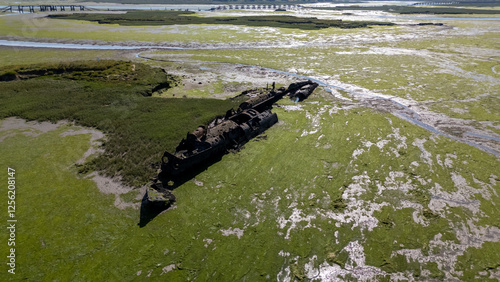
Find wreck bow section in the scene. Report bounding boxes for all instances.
[146,80,318,208]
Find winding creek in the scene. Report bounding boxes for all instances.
[248,64,500,156]
[1,39,498,156]
[0,39,185,50]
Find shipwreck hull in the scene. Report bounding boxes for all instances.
[147,80,318,207]
[159,109,278,180]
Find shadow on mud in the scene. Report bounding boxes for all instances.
[137,154,225,227]
[138,81,320,227]
[138,193,169,228]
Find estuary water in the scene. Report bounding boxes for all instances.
[0,39,498,156]
[0,40,184,50]
[86,5,216,11]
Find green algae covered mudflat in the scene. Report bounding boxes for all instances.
[0,3,499,280]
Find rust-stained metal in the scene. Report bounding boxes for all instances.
[146,80,319,208]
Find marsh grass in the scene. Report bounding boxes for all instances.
[49,10,395,30]
[0,48,120,68]
[0,61,239,186]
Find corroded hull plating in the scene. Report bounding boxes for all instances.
[147,80,318,207]
[161,109,278,178]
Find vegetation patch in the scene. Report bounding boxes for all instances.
[1,6,499,280]
[48,10,395,30]
[0,48,121,68]
[1,91,499,280]
[0,60,239,187]
[310,5,500,15]
[0,60,177,95]
[429,97,500,122]
[149,35,498,122]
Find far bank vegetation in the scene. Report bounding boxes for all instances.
[0,60,240,187]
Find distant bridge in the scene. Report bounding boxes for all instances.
[412,2,459,5]
[214,4,302,10]
[1,5,94,13]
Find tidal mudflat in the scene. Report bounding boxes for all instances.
[0,3,499,280]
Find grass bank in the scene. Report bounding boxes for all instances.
[48,10,395,30]
[0,60,240,187]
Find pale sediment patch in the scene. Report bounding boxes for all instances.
[203,238,213,248]
[413,138,434,169]
[394,221,500,280]
[300,105,329,137]
[400,200,427,226]
[322,172,387,232]
[0,117,140,209]
[87,172,142,210]
[324,200,386,232]
[350,124,407,161]
[377,171,413,194]
[277,207,318,239]
[161,264,176,275]
[220,227,244,239]
[248,187,277,227]
[0,117,67,142]
[282,104,304,111]
[279,250,291,257]
[301,242,390,281]
[492,65,500,75]
[0,118,106,163]
[60,127,105,164]
[193,178,204,186]
[327,104,357,116]
[428,172,494,217]
[277,264,292,282]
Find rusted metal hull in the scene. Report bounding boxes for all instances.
[147,80,318,207]
[159,109,278,180]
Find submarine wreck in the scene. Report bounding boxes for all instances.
[146,80,319,208]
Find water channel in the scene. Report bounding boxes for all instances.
[0,39,498,156]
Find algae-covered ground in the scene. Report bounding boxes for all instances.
[1,3,499,281]
[2,96,499,280]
